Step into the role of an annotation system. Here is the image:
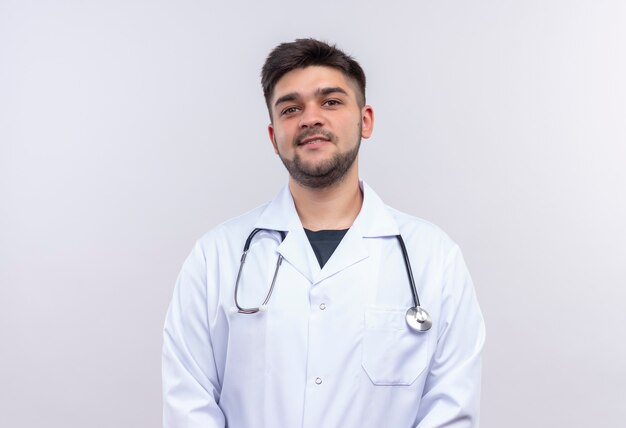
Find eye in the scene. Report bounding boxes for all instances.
[280,106,300,116]
[323,99,342,107]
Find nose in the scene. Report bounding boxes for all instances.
[298,105,325,129]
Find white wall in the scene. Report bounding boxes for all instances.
[1,1,624,427]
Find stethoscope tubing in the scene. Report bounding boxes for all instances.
[395,234,421,308]
[233,228,430,331]
[234,229,286,314]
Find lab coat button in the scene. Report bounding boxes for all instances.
[319,303,326,310]
[315,377,322,385]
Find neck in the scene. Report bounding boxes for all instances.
[289,167,363,231]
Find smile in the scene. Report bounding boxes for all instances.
[298,135,331,146]
[303,139,327,145]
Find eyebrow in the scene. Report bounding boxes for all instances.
[316,86,348,97]
[273,86,349,108]
[274,92,299,107]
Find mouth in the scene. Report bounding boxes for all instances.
[297,134,332,146]
[300,137,329,146]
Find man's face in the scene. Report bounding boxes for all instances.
[268,66,374,189]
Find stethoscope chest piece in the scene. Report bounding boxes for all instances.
[406,306,432,332]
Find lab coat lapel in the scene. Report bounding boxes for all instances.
[252,182,400,286]
[354,182,400,239]
[278,227,319,283]
[315,182,400,284]
[253,185,318,283]
[314,225,368,284]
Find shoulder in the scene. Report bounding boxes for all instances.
[385,205,459,258]
[195,203,270,254]
[387,205,454,243]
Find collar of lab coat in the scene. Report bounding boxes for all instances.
[253,181,400,285]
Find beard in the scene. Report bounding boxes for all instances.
[277,124,362,189]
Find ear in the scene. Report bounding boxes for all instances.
[268,123,279,154]
[360,105,374,139]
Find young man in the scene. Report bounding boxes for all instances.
[163,39,485,427]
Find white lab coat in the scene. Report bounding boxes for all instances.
[162,181,485,428]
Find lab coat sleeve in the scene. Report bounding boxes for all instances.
[415,245,485,428]
[162,240,226,428]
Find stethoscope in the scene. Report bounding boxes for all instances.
[234,228,432,332]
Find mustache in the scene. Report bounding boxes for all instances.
[294,128,336,146]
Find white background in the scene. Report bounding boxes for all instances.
[1,1,625,427]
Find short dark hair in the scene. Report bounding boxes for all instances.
[261,38,366,117]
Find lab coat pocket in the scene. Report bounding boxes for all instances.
[361,308,429,386]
